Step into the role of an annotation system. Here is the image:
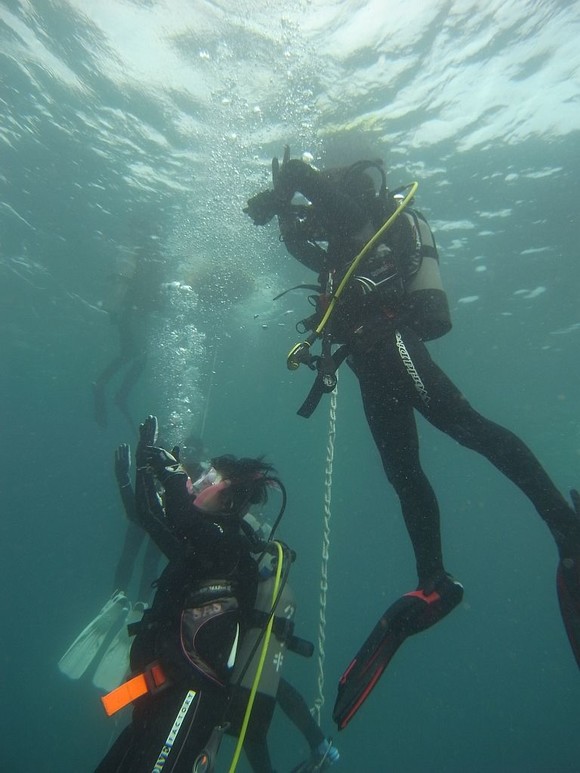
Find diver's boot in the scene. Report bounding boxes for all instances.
[556,489,580,668]
[333,573,463,730]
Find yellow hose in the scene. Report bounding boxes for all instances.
[227,541,285,772]
[314,181,418,336]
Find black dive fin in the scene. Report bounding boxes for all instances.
[557,562,580,668]
[333,621,404,731]
[333,576,464,731]
[556,487,580,668]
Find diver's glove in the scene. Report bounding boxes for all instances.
[142,445,188,486]
[114,443,131,488]
[244,145,293,225]
[244,189,284,225]
[136,415,159,468]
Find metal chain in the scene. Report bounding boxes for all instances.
[395,329,431,406]
[312,380,338,725]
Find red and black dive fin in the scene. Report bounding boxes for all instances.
[556,488,580,668]
[333,575,463,731]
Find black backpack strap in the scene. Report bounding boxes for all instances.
[297,344,350,418]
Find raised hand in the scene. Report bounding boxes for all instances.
[114,443,131,487]
[136,415,159,469]
[142,445,187,485]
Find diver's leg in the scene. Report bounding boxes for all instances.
[557,490,580,667]
[354,339,445,584]
[93,354,125,429]
[334,338,463,730]
[277,678,325,749]
[114,353,147,435]
[243,739,275,773]
[396,326,580,667]
[404,332,580,554]
[277,678,340,769]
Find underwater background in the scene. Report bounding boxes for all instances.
[1,1,580,770]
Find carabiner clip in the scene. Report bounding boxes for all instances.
[287,340,312,370]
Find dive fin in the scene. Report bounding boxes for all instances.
[556,487,580,668]
[58,591,129,680]
[92,601,147,692]
[333,618,404,732]
[333,575,463,730]
[557,562,580,668]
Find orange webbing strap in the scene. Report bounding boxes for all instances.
[101,662,168,716]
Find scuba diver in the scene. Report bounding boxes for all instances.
[95,416,338,772]
[93,241,164,433]
[58,431,209,692]
[58,444,161,692]
[244,147,580,731]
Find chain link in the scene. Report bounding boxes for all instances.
[395,329,430,406]
[311,381,338,724]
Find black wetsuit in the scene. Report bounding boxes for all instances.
[352,324,578,583]
[96,465,258,772]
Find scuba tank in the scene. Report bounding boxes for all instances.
[400,208,452,341]
[341,183,452,343]
[342,177,452,343]
[232,574,296,698]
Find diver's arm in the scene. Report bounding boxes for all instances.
[277,210,329,272]
[138,444,204,546]
[134,466,182,560]
[112,443,147,590]
[134,428,184,560]
[245,158,367,237]
[276,160,368,235]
